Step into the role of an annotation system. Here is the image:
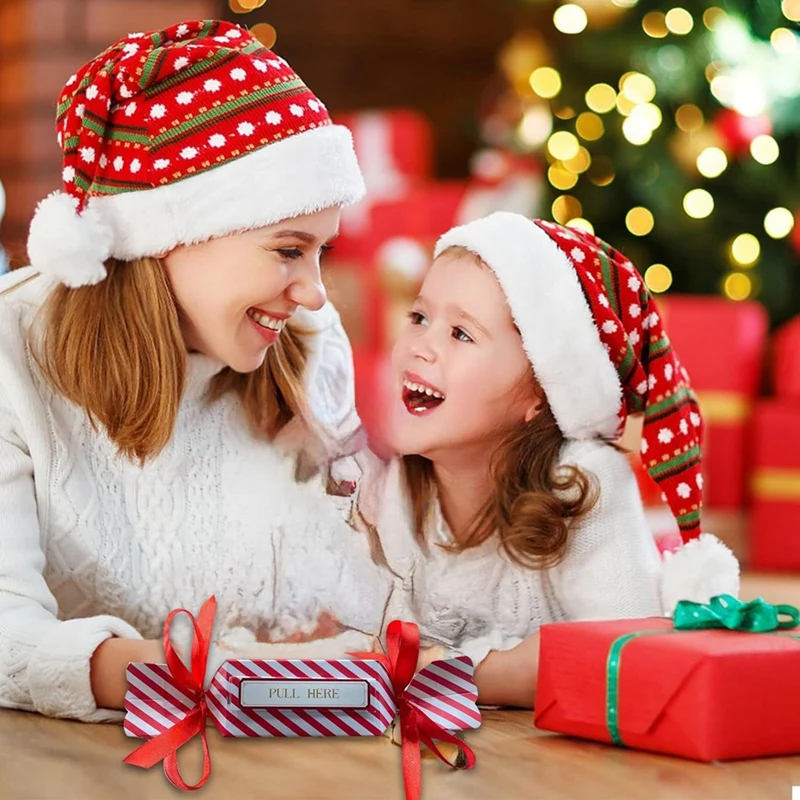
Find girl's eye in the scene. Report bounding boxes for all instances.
[453,327,473,343]
[407,310,427,325]
[277,248,303,260]
[320,243,334,260]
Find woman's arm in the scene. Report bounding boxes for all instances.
[89,638,163,710]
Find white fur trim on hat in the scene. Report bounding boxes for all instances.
[434,212,622,440]
[28,125,365,284]
[660,533,741,616]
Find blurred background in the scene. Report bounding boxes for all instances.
[1,0,799,572]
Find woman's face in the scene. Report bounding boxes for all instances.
[163,207,340,373]
[388,249,538,463]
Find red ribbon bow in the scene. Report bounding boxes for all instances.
[124,595,217,791]
[352,620,477,800]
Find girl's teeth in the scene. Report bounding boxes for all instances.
[248,309,285,331]
[403,379,444,400]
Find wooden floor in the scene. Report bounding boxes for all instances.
[1,573,799,800]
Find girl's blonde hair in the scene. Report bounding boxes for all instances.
[27,256,310,463]
[401,246,599,569]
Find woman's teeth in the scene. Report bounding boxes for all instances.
[402,378,444,400]
[247,309,286,332]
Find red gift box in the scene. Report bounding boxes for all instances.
[749,400,800,570]
[773,316,800,401]
[534,617,800,761]
[659,296,768,509]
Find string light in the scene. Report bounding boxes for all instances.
[665,8,694,35]
[730,234,760,266]
[645,264,673,293]
[696,147,728,178]
[554,107,577,120]
[620,73,657,103]
[642,11,668,38]
[554,4,588,35]
[547,131,581,160]
[548,165,579,190]
[626,207,655,236]
[585,83,617,113]
[588,156,615,186]
[576,112,604,141]
[616,93,638,116]
[675,104,703,132]
[750,135,780,165]
[230,0,265,10]
[611,0,639,6]
[250,23,278,48]
[723,272,752,301]
[764,207,795,239]
[703,8,726,30]
[567,218,595,234]
[782,0,800,22]
[552,195,583,224]
[683,189,714,218]
[564,147,592,174]
[771,28,798,53]
[529,67,562,99]
[519,106,553,148]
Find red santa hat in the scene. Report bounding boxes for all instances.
[27,20,365,287]
[434,212,739,614]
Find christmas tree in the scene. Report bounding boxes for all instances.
[483,0,800,326]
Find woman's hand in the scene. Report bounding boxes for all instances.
[90,637,163,711]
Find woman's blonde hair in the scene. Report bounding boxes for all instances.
[28,256,311,463]
[401,245,599,569]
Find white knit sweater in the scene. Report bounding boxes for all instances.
[0,268,391,722]
[369,441,664,666]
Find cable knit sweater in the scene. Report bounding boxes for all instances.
[369,440,664,666]
[0,268,391,722]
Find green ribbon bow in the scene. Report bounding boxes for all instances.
[604,595,800,747]
[673,594,800,633]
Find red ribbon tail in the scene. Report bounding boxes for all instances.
[124,707,211,790]
[417,716,477,771]
[400,712,422,800]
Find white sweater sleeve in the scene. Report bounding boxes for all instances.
[547,442,664,621]
[0,343,141,722]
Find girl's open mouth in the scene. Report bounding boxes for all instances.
[402,376,445,415]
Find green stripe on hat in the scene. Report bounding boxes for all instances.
[647,443,701,480]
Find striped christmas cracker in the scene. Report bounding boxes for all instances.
[206,658,398,738]
[405,655,481,732]
[123,662,199,739]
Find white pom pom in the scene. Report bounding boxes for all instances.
[660,532,741,616]
[27,191,113,287]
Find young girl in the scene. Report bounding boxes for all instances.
[358,211,739,707]
[0,20,390,722]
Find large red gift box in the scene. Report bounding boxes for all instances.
[534,617,800,761]
[773,316,800,401]
[749,400,800,570]
[658,296,768,509]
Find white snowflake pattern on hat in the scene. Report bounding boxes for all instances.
[209,134,226,148]
[66,74,77,86]
[113,156,124,170]
[151,104,167,119]
[679,418,689,435]
[230,68,247,81]
[265,111,282,125]
[174,56,190,70]
[204,79,221,92]
[124,102,137,117]
[62,166,75,182]
[628,329,640,346]
[180,147,198,160]
[119,85,133,99]
[153,158,170,170]
[253,60,268,73]
[86,85,99,100]
[99,154,108,168]
[640,437,649,454]
[636,380,648,395]
[665,363,674,380]
[80,147,95,163]
[130,158,141,173]
[237,122,255,136]
[290,104,305,117]
[76,104,85,118]
[676,482,691,499]
[696,474,704,489]
[122,43,139,59]
[597,293,609,308]
[268,59,283,69]
[601,320,618,334]
[628,303,641,318]
[690,411,701,427]
[227,28,243,38]
[570,247,586,263]
[176,91,194,105]
[176,23,190,37]
[308,99,321,112]
[657,427,674,444]
[627,275,641,291]
[648,373,657,389]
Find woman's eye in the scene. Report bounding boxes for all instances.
[407,311,426,325]
[453,327,473,343]
[320,244,334,260]
[277,248,303,260]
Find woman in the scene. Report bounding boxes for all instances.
[0,20,389,722]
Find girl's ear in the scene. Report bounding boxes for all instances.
[524,399,544,424]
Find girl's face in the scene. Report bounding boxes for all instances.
[163,207,340,373]
[388,249,539,462]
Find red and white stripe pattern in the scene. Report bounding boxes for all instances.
[207,659,398,738]
[123,662,199,738]
[406,656,481,731]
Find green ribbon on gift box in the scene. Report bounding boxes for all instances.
[605,596,800,747]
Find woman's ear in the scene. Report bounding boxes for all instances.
[524,399,544,423]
